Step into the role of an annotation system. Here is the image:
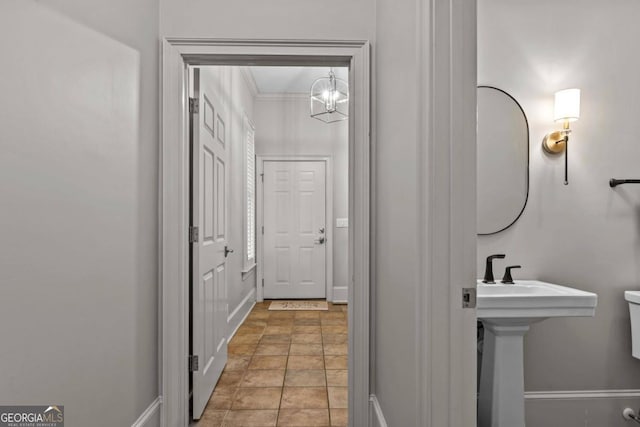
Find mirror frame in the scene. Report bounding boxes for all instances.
[477,85,530,236]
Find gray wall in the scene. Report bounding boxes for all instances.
[227,68,258,328]
[159,0,423,425]
[0,1,456,426]
[478,0,640,424]
[0,0,159,425]
[253,95,349,300]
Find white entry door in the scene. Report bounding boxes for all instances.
[263,161,327,299]
[190,68,229,419]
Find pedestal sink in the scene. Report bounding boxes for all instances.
[477,280,597,427]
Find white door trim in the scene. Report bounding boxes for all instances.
[256,155,334,302]
[160,39,370,427]
[417,0,478,426]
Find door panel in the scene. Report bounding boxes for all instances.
[191,68,229,420]
[263,161,326,299]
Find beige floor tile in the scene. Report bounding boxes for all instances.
[327,387,348,409]
[280,387,328,409]
[230,334,262,345]
[321,325,347,334]
[264,325,293,335]
[325,370,348,387]
[276,409,330,426]
[321,334,348,345]
[330,409,348,427]
[236,325,266,335]
[290,343,323,355]
[320,318,346,326]
[198,409,228,427]
[294,311,321,319]
[284,370,327,387]
[260,334,291,344]
[207,387,237,410]
[228,344,258,356]
[323,343,348,356]
[222,409,278,427]
[217,371,245,388]
[324,356,348,370]
[241,370,285,387]
[244,320,268,328]
[248,311,270,320]
[254,343,290,356]
[293,325,322,334]
[268,311,296,319]
[254,302,271,309]
[293,317,321,326]
[291,334,322,344]
[224,355,251,371]
[287,355,324,370]
[267,318,294,326]
[231,387,282,410]
[206,301,351,427]
[326,304,345,312]
[248,355,288,370]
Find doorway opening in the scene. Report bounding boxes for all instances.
[188,64,349,425]
[160,40,370,427]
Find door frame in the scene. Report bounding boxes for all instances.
[160,39,371,427]
[256,155,334,302]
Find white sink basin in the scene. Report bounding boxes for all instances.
[476,280,597,427]
[477,280,597,324]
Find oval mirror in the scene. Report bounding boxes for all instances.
[477,86,529,235]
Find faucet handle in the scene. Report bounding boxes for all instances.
[501,265,522,284]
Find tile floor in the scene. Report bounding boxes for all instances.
[195,301,348,427]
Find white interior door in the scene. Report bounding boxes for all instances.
[191,68,229,419]
[263,161,327,299]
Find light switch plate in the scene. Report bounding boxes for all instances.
[336,218,348,228]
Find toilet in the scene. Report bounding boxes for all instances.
[625,291,640,359]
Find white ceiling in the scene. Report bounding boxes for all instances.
[248,66,348,94]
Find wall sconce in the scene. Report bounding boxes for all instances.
[542,88,581,185]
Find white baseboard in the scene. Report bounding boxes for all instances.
[332,286,348,303]
[369,395,388,427]
[524,390,640,427]
[525,389,640,400]
[132,397,161,427]
[227,288,256,341]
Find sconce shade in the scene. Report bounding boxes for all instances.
[554,88,581,122]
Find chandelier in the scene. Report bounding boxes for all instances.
[309,69,348,123]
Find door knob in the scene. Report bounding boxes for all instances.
[319,227,325,234]
[314,236,325,245]
[224,246,234,257]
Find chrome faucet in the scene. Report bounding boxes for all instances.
[483,254,505,284]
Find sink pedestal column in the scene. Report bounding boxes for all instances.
[478,322,529,427]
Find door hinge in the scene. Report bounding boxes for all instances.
[189,97,199,114]
[462,288,477,309]
[262,278,264,288]
[261,226,264,235]
[189,355,199,372]
[189,226,199,243]
[260,173,264,182]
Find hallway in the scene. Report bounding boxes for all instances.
[196,301,348,426]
